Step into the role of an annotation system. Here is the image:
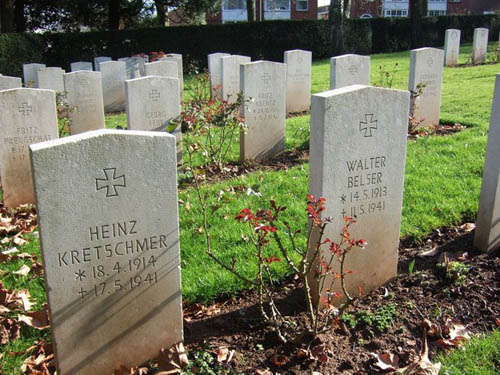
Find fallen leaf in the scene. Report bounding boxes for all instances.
[16,290,35,312]
[18,305,50,329]
[255,370,272,375]
[13,237,28,246]
[216,347,229,363]
[371,352,399,372]
[418,247,439,257]
[158,342,188,374]
[270,351,288,367]
[14,264,32,277]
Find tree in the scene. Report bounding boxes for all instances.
[410,0,428,48]
[246,0,254,22]
[154,0,166,26]
[0,0,16,33]
[328,0,350,56]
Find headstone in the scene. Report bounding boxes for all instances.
[208,53,230,99]
[221,55,251,103]
[38,67,66,92]
[330,54,370,90]
[30,129,183,375]
[94,56,112,72]
[408,47,444,127]
[119,56,148,79]
[472,28,489,65]
[100,61,127,112]
[444,29,461,66]
[71,61,93,72]
[284,49,312,113]
[240,60,286,160]
[0,88,58,208]
[308,84,410,306]
[0,75,22,90]
[64,71,106,135]
[125,76,182,165]
[144,60,178,79]
[23,63,46,88]
[474,74,500,252]
[161,54,183,102]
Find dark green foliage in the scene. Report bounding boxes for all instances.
[0,14,499,77]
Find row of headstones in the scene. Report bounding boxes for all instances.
[17,55,183,111]
[0,70,182,208]
[444,27,492,67]
[0,44,451,209]
[28,76,500,374]
[3,63,500,375]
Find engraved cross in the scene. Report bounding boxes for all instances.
[359,113,378,137]
[261,72,271,84]
[96,168,126,197]
[149,89,161,102]
[18,103,32,116]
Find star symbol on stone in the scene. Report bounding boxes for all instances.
[340,194,346,204]
[75,269,86,281]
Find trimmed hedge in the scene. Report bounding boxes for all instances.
[0,14,499,77]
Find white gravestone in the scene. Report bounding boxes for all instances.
[119,56,148,79]
[94,56,112,72]
[208,53,230,99]
[38,67,66,92]
[409,47,444,127]
[64,71,106,135]
[444,29,461,67]
[284,49,312,113]
[0,88,58,208]
[472,28,489,65]
[23,63,46,88]
[161,54,183,102]
[308,85,410,306]
[100,61,127,113]
[221,55,251,104]
[71,61,93,72]
[240,60,286,161]
[330,54,370,90]
[0,75,22,90]
[474,74,500,253]
[30,129,183,375]
[125,76,182,165]
[144,61,178,79]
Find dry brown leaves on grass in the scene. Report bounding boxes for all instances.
[0,203,37,237]
[20,340,55,375]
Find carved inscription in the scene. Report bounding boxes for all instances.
[359,114,377,137]
[4,126,52,162]
[248,92,279,121]
[418,74,438,97]
[18,103,32,116]
[96,168,126,197]
[340,155,388,218]
[56,220,166,299]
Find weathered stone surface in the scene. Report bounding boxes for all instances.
[221,55,250,103]
[125,76,182,165]
[160,54,183,102]
[472,28,489,65]
[408,47,444,127]
[444,29,461,66]
[100,61,127,113]
[64,71,106,135]
[0,88,58,208]
[71,61,93,72]
[208,53,230,99]
[0,75,22,90]
[30,129,183,375]
[240,60,286,161]
[144,61,178,79]
[475,74,500,252]
[38,67,66,92]
[94,57,112,72]
[23,63,46,88]
[308,84,410,306]
[118,56,148,79]
[284,49,312,113]
[330,54,370,90]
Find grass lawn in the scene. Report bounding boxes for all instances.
[1,43,500,373]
